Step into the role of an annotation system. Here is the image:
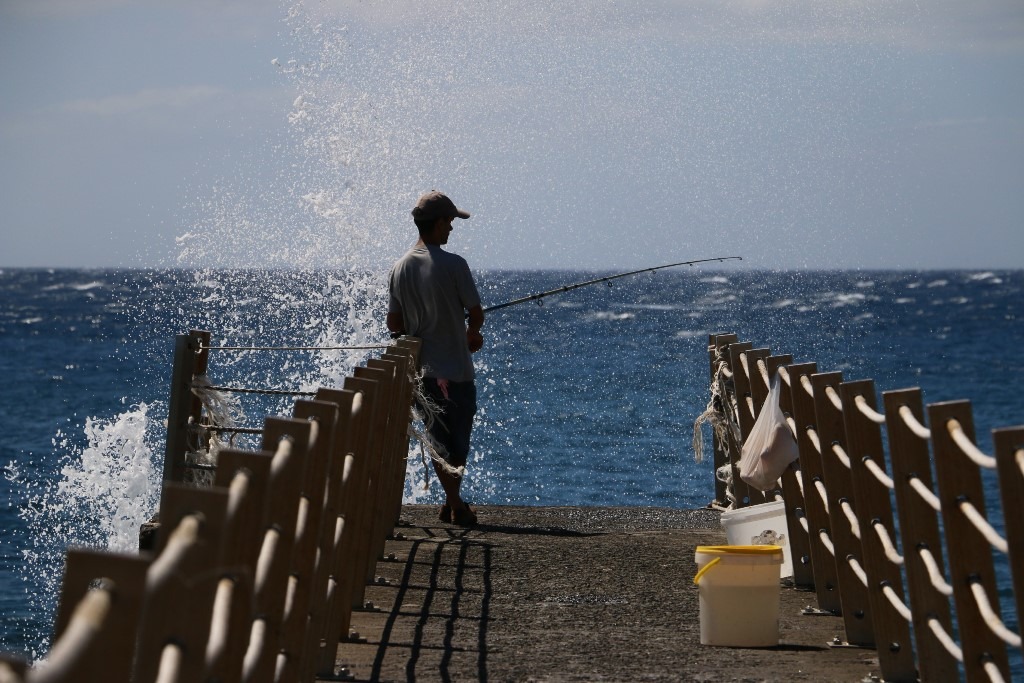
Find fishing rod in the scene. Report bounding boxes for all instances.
[480,256,743,314]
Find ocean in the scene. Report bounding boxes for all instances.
[0,267,1021,663]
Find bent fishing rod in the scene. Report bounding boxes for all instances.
[480,256,743,314]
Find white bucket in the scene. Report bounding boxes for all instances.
[720,500,793,579]
[693,545,784,647]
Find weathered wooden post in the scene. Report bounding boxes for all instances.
[163,329,210,483]
[929,401,1011,682]
[841,379,916,680]
[882,388,958,682]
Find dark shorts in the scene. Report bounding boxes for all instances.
[419,378,477,468]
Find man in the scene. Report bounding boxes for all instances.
[387,191,484,526]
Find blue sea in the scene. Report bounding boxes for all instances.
[1,267,1021,663]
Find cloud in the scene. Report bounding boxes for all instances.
[62,86,225,117]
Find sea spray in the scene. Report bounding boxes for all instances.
[7,403,162,659]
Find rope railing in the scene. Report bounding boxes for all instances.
[824,385,843,411]
[706,332,1021,683]
[898,404,932,439]
[928,617,964,662]
[31,583,114,683]
[958,500,1010,554]
[947,418,999,469]
[0,331,424,683]
[969,582,1022,648]
[907,475,942,511]
[881,583,913,623]
[873,522,904,565]
[193,383,319,397]
[830,442,852,470]
[854,394,886,424]
[918,546,955,596]
[199,344,390,351]
[839,500,861,540]
[861,457,894,490]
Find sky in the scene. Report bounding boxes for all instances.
[0,0,1022,271]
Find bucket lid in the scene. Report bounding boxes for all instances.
[695,545,784,556]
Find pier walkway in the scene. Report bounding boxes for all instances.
[331,505,876,682]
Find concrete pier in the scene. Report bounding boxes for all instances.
[328,506,878,682]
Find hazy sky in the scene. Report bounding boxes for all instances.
[1,1,1022,270]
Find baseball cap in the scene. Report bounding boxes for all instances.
[411,191,471,221]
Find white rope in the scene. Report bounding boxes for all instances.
[873,522,905,565]
[819,530,836,557]
[928,617,963,662]
[794,468,804,495]
[744,394,756,420]
[908,475,942,511]
[756,358,769,385]
[777,365,791,387]
[881,584,913,623]
[969,582,1022,648]
[958,500,1009,554]
[814,479,830,515]
[848,556,868,587]
[855,395,886,424]
[824,385,843,411]
[898,405,931,439]
[863,457,895,490]
[840,500,861,540]
[740,352,750,381]
[800,374,814,398]
[947,419,998,469]
[799,516,810,533]
[807,427,822,454]
[155,643,183,683]
[983,661,1007,683]
[32,585,113,683]
[831,442,852,470]
[918,547,954,596]
[786,415,798,439]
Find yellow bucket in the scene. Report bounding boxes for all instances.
[694,545,784,647]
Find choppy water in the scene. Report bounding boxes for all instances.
[0,267,1020,661]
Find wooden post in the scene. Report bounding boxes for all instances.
[840,380,916,680]
[280,399,341,682]
[353,366,395,586]
[812,371,874,645]
[709,333,737,506]
[134,485,229,683]
[745,347,776,501]
[339,376,381,620]
[768,355,814,588]
[163,330,209,483]
[208,448,275,683]
[51,550,150,683]
[727,341,757,507]
[882,388,958,682]
[312,388,365,676]
[928,401,1010,682]
[787,362,840,611]
[993,425,1024,644]
[243,417,313,683]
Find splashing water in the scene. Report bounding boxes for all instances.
[8,404,162,659]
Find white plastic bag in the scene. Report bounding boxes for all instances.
[739,377,799,491]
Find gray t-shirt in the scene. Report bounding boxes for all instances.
[388,243,481,382]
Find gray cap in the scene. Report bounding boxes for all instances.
[411,191,471,221]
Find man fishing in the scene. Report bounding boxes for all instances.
[387,191,484,527]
